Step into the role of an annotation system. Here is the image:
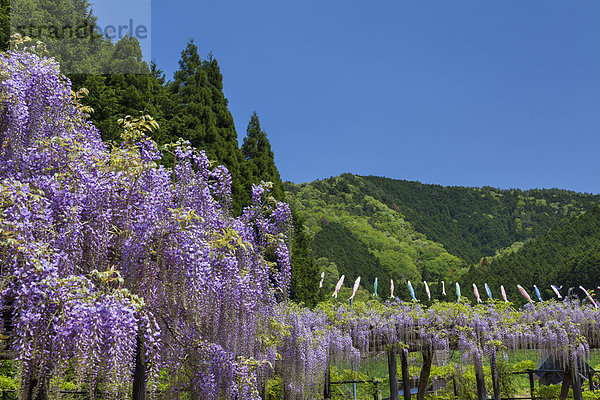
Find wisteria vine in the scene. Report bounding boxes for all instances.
[0,48,293,399]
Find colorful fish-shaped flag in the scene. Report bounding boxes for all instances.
[484,283,493,300]
[501,285,508,303]
[349,277,361,300]
[373,277,378,296]
[319,272,325,288]
[390,279,395,299]
[517,285,533,303]
[332,275,345,298]
[408,281,417,302]
[456,282,461,302]
[579,286,598,308]
[533,285,543,302]
[551,285,562,299]
[424,281,431,301]
[441,281,446,296]
[473,284,482,303]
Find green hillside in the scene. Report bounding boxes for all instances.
[360,175,600,263]
[286,174,600,300]
[284,175,466,296]
[466,205,600,304]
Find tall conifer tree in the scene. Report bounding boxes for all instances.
[76,62,176,145]
[202,55,245,212]
[169,41,246,213]
[241,112,285,202]
[169,41,215,154]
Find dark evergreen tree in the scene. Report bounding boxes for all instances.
[169,41,247,213]
[289,212,321,307]
[169,41,213,152]
[0,0,9,51]
[241,112,285,202]
[311,221,389,298]
[239,113,319,305]
[466,206,600,306]
[202,54,246,213]
[75,62,175,145]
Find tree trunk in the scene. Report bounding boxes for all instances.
[559,364,572,400]
[417,349,432,400]
[132,335,147,400]
[23,376,47,400]
[388,346,399,400]
[323,364,331,400]
[474,355,486,400]
[489,349,501,400]
[570,354,583,400]
[401,348,411,400]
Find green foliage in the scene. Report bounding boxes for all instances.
[285,174,465,300]
[0,0,8,51]
[289,212,321,307]
[286,173,600,303]
[360,176,600,264]
[329,366,377,400]
[241,112,285,203]
[74,64,177,145]
[424,394,458,400]
[311,221,385,297]
[169,41,246,214]
[497,355,519,398]
[467,206,600,305]
[265,376,282,400]
[0,361,17,395]
[535,384,569,399]
[511,359,538,372]
[583,391,600,400]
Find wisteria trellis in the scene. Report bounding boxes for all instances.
[0,48,293,399]
[2,48,600,400]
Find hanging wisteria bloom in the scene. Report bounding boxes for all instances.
[0,48,293,399]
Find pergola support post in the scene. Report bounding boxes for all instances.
[388,345,399,400]
[474,354,486,400]
[416,348,432,400]
[401,348,411,400]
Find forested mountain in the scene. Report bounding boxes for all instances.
[285,174,467,297]
[286,174,600,300]
[360,175,600,263]
[466,205,600,305]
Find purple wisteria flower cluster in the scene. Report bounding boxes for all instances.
[0,49,293,399]
[293,299,600,397]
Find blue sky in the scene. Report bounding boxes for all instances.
[98,1,600,193]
